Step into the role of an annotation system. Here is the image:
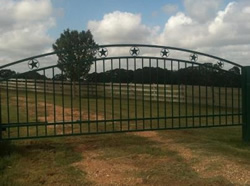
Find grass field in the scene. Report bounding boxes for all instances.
[1,88,241,140]
[1,127,250,185]
[0,87,249,185]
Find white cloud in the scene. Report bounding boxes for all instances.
[183,0,223,22]
[87,1,250,66]
[14,0,52,21]
[156,1,250,65]
[88,11,159,44]
[0,0,56,66]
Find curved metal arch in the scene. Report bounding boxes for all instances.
[99,44,242,68]
[5,56,236,81]
[0,44,242,70]
[93,56,240,75]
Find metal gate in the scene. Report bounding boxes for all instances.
[0,44,248,141]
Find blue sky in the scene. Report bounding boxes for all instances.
[50,0,182,35]
[0,0,250,66]
[50,0,231,38]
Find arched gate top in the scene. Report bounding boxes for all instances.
[0,44,242,71]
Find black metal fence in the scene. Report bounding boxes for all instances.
[0,44,246,141]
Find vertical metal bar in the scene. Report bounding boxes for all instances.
[191,64,195,127]
[156,59,160,128]
[16,78,20,124]
[43,70,47,136]
[15,78,20,138]
[119,58,122,131]
[205,65,208,126]
[78,70,82,134]
[142,58,145,129]
[126,58,130,130]
[225,86,228,125]
[25,78,29,137]
[6,80,10,124]
[149,58,152,128]
[242,66,250,142]
[238,85,241,124]
[185,62,188,127]
[95,60,99,132]
[34,78,38,122]
[171,60,174,128]
[134,58,138,130]
[87,73,90,133]
[219,86,221,125]
[198,65,201,126]
[178,61,181,128]
[111,59,115,131]
[0,85,2,140]
[52,68,56,135]
[232,86,234,124]
[163,60,167,128]
[211,67,215,126]
[61,70,65,134]
[34,77,38,136]
[212,85,215,126]
[70,71,73,133]
[103,59,107,131]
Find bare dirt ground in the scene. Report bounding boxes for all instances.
[38,101,250,185]
[136,131,250,185]
[11,97,250,185]
[72,131,250,185]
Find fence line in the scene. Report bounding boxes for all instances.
[0,79,241,108]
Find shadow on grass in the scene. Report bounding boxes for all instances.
[0,138,90,186]
[158,126,250,162]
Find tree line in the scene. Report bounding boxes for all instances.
[86,65,241,87]
[0,64,241,88]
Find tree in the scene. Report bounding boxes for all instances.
[229,66,240,75]
[52,29,98,81]
[53,29,98,98]
[52,74,67,81]
[0,69,16,79]
[17,71,47,80]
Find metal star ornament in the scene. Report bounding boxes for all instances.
[28,59,39,69]
[190,53,198,62]
[161,48,170,57]
[130,47,140,56]
[98,48,108,57]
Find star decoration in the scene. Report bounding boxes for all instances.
[161,48,170,57]
[190,53,198,61]
[217,61,224,68]
[28,59,39,69]
[130,47,140,56]
[98,48,108,57]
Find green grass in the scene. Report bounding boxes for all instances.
[1,126,250,185]
[158,127,250,163]
[0,138,90,186]
[0,87,249,185]
[1,89,242,140]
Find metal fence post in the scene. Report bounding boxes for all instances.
[0,86,2,140]
[242,66,250,142]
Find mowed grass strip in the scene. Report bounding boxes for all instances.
[0,87,249,185]
[0,138,90,186]
[1,126,250,185]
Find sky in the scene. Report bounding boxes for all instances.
[0,0,250,67]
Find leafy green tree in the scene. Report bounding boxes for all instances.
[52,29,98,81]
[0,69,16,79]
[52,74,67,81]
[229,66,240,75]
